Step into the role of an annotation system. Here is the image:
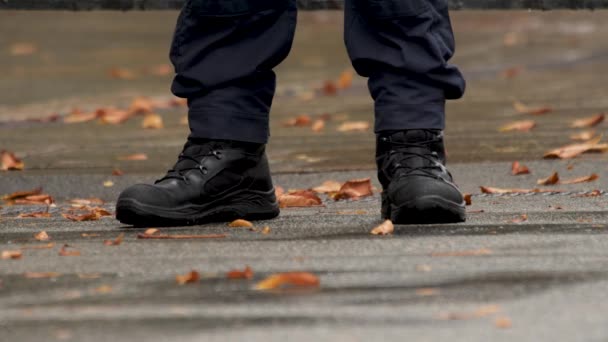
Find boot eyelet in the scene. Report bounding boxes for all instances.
[214,151,223,159]
[199,165,208,175]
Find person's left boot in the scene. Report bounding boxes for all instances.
[376,129,466,224]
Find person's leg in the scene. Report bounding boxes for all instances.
[344,0,466,224]
[116,0,297,226]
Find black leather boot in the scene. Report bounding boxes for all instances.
[116,139,279,226]
[376,130,466,224]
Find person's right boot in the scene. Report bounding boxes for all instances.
[116,139,279,227]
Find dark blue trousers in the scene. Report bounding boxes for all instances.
[170,0,465,144]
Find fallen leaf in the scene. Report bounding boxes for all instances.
[331,178,373,200]
[570,130,596,141]
[537,172,560,185]
[571,113,605,128]
[511,161,531,175]
[13,194,54,205]
[137,233,226,240]
[143,228,159,236]
[128,97,156,115]
[312,180,342,194]
[574,190,602,197]
[370,220,394,235]
[94,285,113,294]
[415,288,440,296]
[463,193,472,205]
[62,207,112,222]
[2,187,42,201]
[103,180,114,187]
[254,272,320,290]
[24,272,61,279]
[176,270,200,285]
[431,248,492,257]
[58,244,80,256]
[544,135,608,159]
[81,233,100,238]
[311,119,325,132]
[261,226,271,234]
[282,114,312,127]
[500,66,523,79]
[18,211,51,218]
[141,113,164,129]
[322,80,338,95]
[1,150,25,171]
[9,42,37,56]
[70,198,105,206]
[103,233,124,246]
[20,243,55,250]
[474,305,502,317]
[63,108,99,124]
[275,186,285,198]
[509,214,528,223]
[503,32,521,46]
[98,108,132,125]
[118,153,148,161]
[337,70,354,89]
[480,186,561,194]
[229,219,253,228]
[227,266,254,279]
[495,316,513,329]
[279,190,323,208]
[34,231,50,241]
[499,120,536,132]
[147,64,173,76]
[337,121,370,132]
[108,67,137,80]
[560,174,599,185]
[78,273,102,279]
[513,100,552,115]
[1,250,23,260]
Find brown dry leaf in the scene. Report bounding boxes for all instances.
[574,190,602,198]
[229,219,253,228]
[279,190,323,208]
[254,272,320,290]
[81,233,100,238]
[176,270,200,285]
[9,42,37,56]
[431,248,492,257]
[24,272,61,279]
[93,285,113,294]
[108,67,137,80]
[495,316,513,329]
[78,273,102,279]
[58,244,80,256]
[499,120,536,133]
[474,305,502,317]
[480,186,561,194]
[571,113,605,128]
[147,64,173,76]
[337,70,354,89]
[2,187,42,201]
[143,228,159,236]
[463,193,472,206]
[70,198,105,206]
[500,66,523,79]
[560,174,599,185]
[227,266,254,279]
[63,108,99,124]
[570,130,596,141]
[331,178,373,201]
[103,233,124,246]
[537,172,560,185]
[282,114,312,127]
[261,226,271,234]
[98,108,132,125]
[322,80,338,95]
[34,231,50,241]
[1,150,24,171]
[370,220,394,235]
[1,250,23,260]
[129,97,156,115]
[117,153,148,161]
[137,233,226,240]
[509,214,528,223]
[543,135,608,159]
[275,186,285,198]
[513,100,553,115]
[62,207,111,222]
[312,180,342,194]
[337,121,370,132]
[511,161,531,175]
[142,113,164,129]
[415,288,440,296]
[13,194,54,205]
[311,119,325,132]
[18,211,52,218]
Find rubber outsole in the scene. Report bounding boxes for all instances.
[382,194,466,224]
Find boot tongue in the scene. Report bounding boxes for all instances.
[387,130,438,171]
[173,142,214,170]
[387,130,437,144]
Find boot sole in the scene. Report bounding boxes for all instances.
[385,195,466,224]
[116,188,280,227]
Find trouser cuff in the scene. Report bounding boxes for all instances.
[375,101,445,133]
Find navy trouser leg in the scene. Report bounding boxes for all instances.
[170,0,297,144]
[344,0,466,132]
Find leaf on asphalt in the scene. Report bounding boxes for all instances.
[147,64,173,76]
[142,113,164,129]
[254,272,320,290]
[513,100,553,115]
[34,231,50,241]
[143,228,159,236]
[2,187,42,201]
[337,121,370,132]
[312,180,343,194]
[9,42,37,56]
[495,316,513,329]
[93,285,113,294]
[63,108,99,124]
[311,119,325,132]
[261,226,271,234]
[330,178,373,201]
[415,288,440,296]
[70,198,105,206]
[480,186,562,194]
[18,211,52,218]
[62,207,112,222]
[1,250,23,260]
[537,172,560,185]
[227,266,254,279]
[58,244,80,256]
[137,233,227,240]
[574,190,602,198]
[117,153,148,161]
[20,243,55,250]
[543,135,608,159]
[13,194,54,205]
[278,190,323,208]
[431,248,492,257]
[1,150,25,171]
[463,193,472,205]
[509,214,528,223]
[337,70,354,89]
[370,220,394,235]
[176,270,200,285]
[103,180,114,188]
[571,113,605,128]
[108,67,137,80]
[229,219,253,228]
[128,97,156,115]
[78,273,102,279]
[103,233,124,246]
[499,66,523,79]
[24,272,61,279]
[560,174,599,185]
[511,161,531,175]
[474,305,502,317]
[275,186,285,198]
[81,233,100,237]
[98,108,132,125]
[322,80,338,96]
[282,114,312,127]
[498,120,536,132]
[570,130,596,141]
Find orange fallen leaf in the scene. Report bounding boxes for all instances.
[93,285,113,294]
[63,108,99,124]
[62,207,112,222]
[24,272,61,279]
[147,64,173,76]
[560,174,599,185]
[98,108,132,125]
[81,233,100,238]
[574,190,602,197]
[311,119,325,132]
[544,136,608,159]
[480,186,561,194]
[229,219,253,228]
[129,97,156,115]
[13,194,54,205]
[571,113,605,128]
[78,273,102,279]
[137,233,226,240]
[431,248,492,257]
[370,220,394,235]
[337,121,370,132]
[227,266,254,279]
[312,180,342,194]
[331,178,373,200]
[322,81,338,96]
[261,226,271,234]
[2,187,42,201]
[570,130,596,141]
[415,288,440,296]
[279,190,323,208]
[511,161,530,175]
[142,113,164,129]
[282,114,312,127]
[499,120,536,132]
[463,193,472,205]
[103,233,124,246]
[70,198,105,206]
[34,231,50,241]
[275,186,285,198]
[1,150,24,171]
[495,316,513,328]
[1,250,23,260]
[58,244,80,256]
[513,100,553,115]
[108,67,137,80]
[143,228,159,236]
[18,211,52,218]
[509,214,528,223]
[254,272,320,290]
[9,42,37,56]
[537,172,560,185]
[176,270,200,285]
[117,153,148,161]
[337,70,354,89]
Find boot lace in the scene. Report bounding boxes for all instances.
[379,130,447,180]
[156,149,223,184]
